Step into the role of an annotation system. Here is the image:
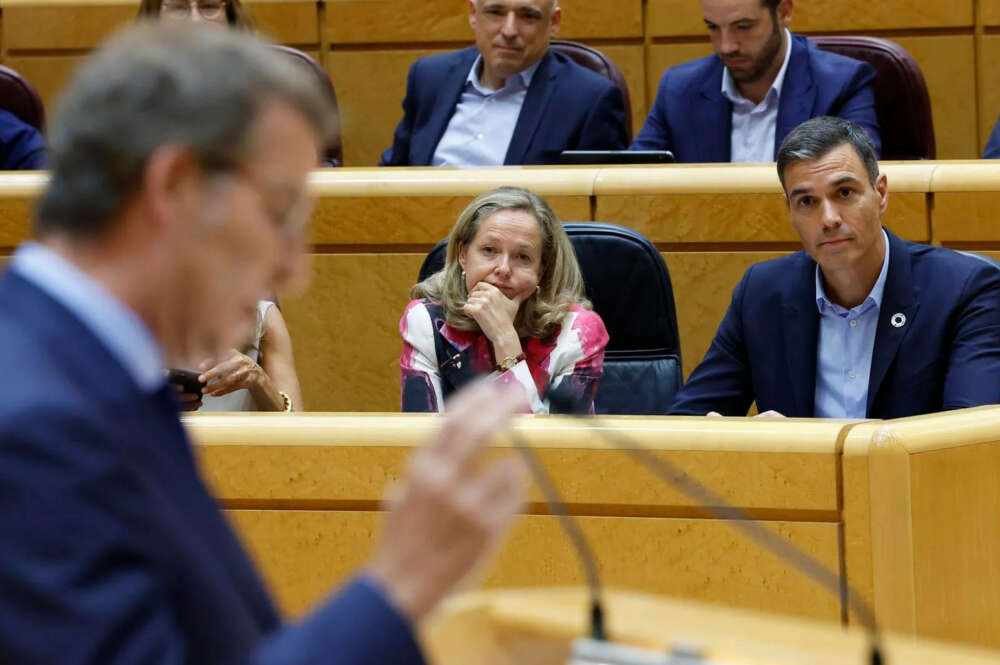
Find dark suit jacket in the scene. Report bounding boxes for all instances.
[380,47,628,166]
[0,270,423,665]
[669,231,1000,418]
[631,34,881,162]
[0,108,44,169]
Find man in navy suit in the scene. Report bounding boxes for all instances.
[380,0,628,166]
[0,24,525,665]
[670,117,1000,418]
[632,0,881,163]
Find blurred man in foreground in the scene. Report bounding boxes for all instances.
[0,24,524,665]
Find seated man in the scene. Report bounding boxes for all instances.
[670,116,1000,418]
[0,108,44,169]
[632,0,881,163]
[380,0,628,166]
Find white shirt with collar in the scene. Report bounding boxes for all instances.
[431,54,541,167]
[10,242,166,393]
[721,28,793,163]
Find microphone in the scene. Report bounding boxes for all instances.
[543,386,885,665]
[506,427,607,641]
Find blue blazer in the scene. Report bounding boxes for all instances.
[631,34,881,162]
[0,108,44,169]
[669,231,1000,418]
[380,47,628,166]
[0,271,423,665]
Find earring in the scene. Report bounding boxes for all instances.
[462,270,466,278]
[535,285,540,294]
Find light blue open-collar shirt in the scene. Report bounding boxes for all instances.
[431,54,541,167]
[10,242,166,393]
[721,28,793,163]
[813,229,890,419]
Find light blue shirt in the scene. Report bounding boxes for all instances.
[431,55,540,167]
[10,242,166,393]
[721,29,793,163]
[813,230,890,418]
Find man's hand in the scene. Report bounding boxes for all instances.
[365,381,526,623]
[461,282,524,361]
[198,349,264,398]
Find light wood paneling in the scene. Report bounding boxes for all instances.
[665,252,786,377]
[891,36,977,159]
[984,0,1000,25]
[327,0,642,45]
[933,193,1000,241]
[327,48,443,166]
[229,509,842,620]
[310,194,590,244]
[978,36,1000,156]
[2,4,132,50]
[281,253,424,412]
[245,1,321,45]
[647,0,974,36]
[3,55,85,112]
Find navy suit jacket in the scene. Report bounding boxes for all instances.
[0,108,44,169]
[670,231,1000,418]
[380,47,628,166]
[631,34,881,162]
[983,113,1000,158]
[0,270,423,665]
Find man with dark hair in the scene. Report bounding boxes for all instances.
[379,0,628,166]
[632,0,881,163]
[670,116,1000,418]
[0,23,525,665]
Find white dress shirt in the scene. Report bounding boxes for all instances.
[431,55,540,167]
[721,29,793,163]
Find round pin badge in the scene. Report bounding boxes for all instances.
[890,313,906,328]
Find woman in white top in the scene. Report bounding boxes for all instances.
[179,300,303,411]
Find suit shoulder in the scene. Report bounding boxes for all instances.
[907,242,1000,285]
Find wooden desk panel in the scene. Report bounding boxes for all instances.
[191,414,845,619]
[243,1,321,45]
[2,4,132,50]
[230,510,841,620]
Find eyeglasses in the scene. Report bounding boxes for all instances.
[161,0,227,20]
[225,168,313,244]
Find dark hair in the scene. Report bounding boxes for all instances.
[776,116,880,190]
[760,0,780,10]
[36,23,334,238]
[135,0,254,29]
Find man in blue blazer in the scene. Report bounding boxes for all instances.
[0,25,525,665]
[670,117,1000,419]
[632,0,880,163]
[380,0,628,166]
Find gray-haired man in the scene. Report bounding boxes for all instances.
[0,23,524,665]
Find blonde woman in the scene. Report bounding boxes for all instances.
[400,186,608,414]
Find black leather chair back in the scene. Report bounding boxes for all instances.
[0,65,45,131]
[417,222,682,414]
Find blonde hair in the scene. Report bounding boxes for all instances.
[411,186,590,339]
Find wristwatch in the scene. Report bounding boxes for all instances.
[278,390,293,412]
[497,353,526,372]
